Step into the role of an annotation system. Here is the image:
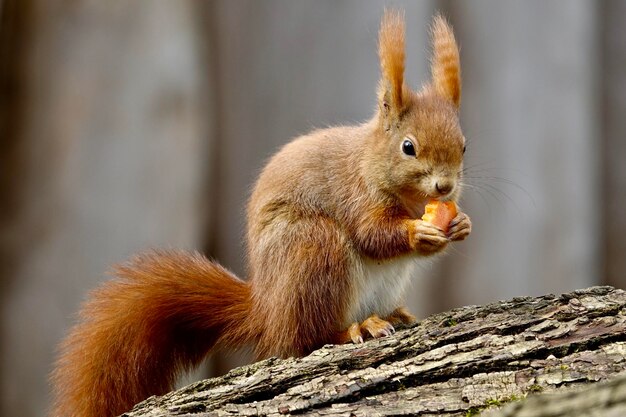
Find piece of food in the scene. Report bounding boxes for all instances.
[421,199,458,232]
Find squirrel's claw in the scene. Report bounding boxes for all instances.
[448,212,472,241]
[340,315,397,345]
[409,220,449,254]
[347,322,364,344]
[361,315,395,339]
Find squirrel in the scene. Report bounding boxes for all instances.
[50,10,471,417]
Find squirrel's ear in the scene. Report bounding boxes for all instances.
[377,9,406,119]
[429,14,461,108]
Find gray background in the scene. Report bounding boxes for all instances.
[1,1,625,416]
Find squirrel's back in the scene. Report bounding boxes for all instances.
[247,123,373,235]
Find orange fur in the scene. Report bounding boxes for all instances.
[50,11,470,417]
[50,251,253,417]
[430,14,461,107]
[378,9,406,110]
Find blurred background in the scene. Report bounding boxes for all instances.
[1,0,625,416]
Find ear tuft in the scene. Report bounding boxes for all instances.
[430,14,461,108]
[378,9,406,112]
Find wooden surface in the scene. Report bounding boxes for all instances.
[123,286,626,416]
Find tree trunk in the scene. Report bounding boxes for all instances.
[124,286,626,416]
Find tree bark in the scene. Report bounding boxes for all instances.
[484,372,626,417]
[124,286,626,416]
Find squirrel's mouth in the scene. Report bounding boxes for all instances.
[401,189,458,219]
[397,181,459,219]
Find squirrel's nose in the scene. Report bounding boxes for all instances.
[435,181,453,195]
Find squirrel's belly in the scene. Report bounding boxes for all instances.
[345,255,422,325]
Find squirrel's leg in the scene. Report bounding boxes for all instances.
[251,217,353,358]
[351,209,448,259]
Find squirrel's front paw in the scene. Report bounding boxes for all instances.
[447,212,472,241]
[408,219,449,254]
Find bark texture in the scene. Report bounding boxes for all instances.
[124,286,626,416]
[484,372,626,417]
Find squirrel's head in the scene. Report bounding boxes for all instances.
[369,11,465,214]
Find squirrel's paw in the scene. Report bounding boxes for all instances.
[361,315,396,339]
[384,306,417,326]
[409,220,449,254]
[342,315,395,344]
[346,322,365,344]
[447,212,472,241]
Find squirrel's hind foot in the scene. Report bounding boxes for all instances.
[338,315,396,345]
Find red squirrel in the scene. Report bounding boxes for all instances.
[50,11,471,417]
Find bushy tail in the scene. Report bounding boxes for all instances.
[50,250,253,417]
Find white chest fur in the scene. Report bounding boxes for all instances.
[345,254,424,325]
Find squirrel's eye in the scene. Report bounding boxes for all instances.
[463,145,467,154]
[401,139,416,156]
